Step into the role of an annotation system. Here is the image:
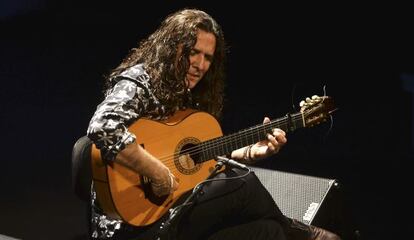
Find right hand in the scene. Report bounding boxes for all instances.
[151,167,179,197]
[115,142,179,196]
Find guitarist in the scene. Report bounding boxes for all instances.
[86,8,341,240]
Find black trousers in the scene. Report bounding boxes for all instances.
[114,168,291,240]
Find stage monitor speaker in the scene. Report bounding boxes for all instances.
[250,166,341,229]
[0,234,21,240]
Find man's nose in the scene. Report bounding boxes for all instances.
[193,54,205,70]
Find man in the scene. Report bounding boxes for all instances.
[87,8,341,240]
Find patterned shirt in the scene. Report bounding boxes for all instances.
[87,64,190,239]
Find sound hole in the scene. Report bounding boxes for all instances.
[174,137,202,175]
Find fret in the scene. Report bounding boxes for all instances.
[200,143,207,161]
[197,111,307,163]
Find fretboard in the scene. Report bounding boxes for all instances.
[197,112,304,162]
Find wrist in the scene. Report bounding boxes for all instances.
[151,164,170,183]
[243,144,254,162]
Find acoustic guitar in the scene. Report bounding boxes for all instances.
[91,95,336,226]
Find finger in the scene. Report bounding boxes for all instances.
[263,117,270,124]
[152,183,169,197]
[267,141,276,152]
[272,129,287,144]
[269,142,280,154]
[170,173,179,191]
[272,128,286,137]
[171,174,179,182]
[267,133,278,148]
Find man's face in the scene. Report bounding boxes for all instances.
[186,29,216,89]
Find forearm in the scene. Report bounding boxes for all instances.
[115,141,169,183]
[230,147,245,160]
[230,145,254,164]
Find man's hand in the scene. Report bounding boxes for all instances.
[151,168,179,197]
[250,117,287,160]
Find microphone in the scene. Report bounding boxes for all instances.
[216,156,249,170]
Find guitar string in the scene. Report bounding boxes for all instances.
[161,121,293,169]
[157,114,305,169]
[161,102,326,169]
[161,114,302,163]
[193,114,301,156]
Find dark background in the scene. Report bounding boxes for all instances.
[1,1,413,239]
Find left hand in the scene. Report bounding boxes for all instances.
[250,117,287,160]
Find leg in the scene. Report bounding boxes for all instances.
[175,168,289,240]
[207,218,286,240]
[286,218,342,240]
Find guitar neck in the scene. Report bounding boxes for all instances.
[198,112,304,162]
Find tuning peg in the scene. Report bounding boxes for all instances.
[299,100,305,107]
[312,95,320,101]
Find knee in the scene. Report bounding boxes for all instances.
[309,224,341,240]
[323,231,342,240]
[257,219,286,239]
[286,218,342,240]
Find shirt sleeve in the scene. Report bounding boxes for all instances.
[86,79,150,162]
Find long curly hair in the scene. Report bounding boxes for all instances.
[106,9,226,118]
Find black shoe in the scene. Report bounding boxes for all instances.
[286,218,341,240]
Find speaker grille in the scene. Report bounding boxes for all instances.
[251,167,337,225]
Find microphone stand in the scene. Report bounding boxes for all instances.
[156,157,228,240]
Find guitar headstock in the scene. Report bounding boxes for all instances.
[299,95,337,127]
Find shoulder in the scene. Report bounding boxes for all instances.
[120,64,149,81]
[112,64,150,86]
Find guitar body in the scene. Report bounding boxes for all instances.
[91,109,222,226]
[90,95,336,227]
